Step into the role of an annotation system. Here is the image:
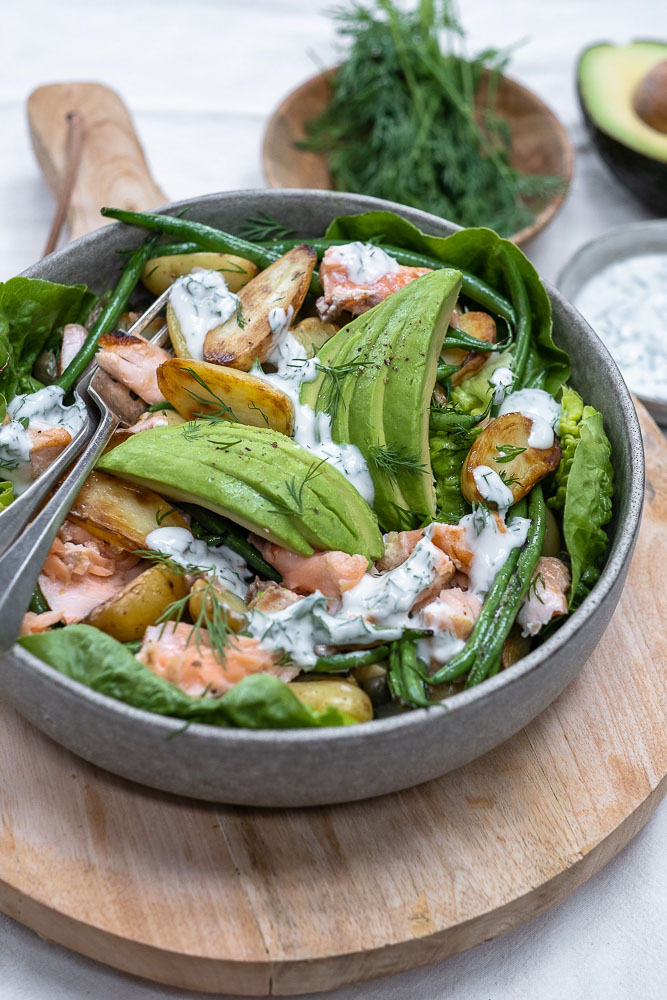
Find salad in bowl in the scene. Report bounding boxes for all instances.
[4,205,614,731]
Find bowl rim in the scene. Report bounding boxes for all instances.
[557,218,667,421]
[12,187,645,748]
[261,66,574,248]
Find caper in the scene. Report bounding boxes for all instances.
[33,350,58,385]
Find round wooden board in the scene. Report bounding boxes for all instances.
[0,400,664,998]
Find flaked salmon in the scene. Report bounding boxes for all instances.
[27,425,73,478]
[37,520,142,624]
[58,323,87,375]
[95,330,170,404]
[517,557,570,636]
[254,541,368,599]
[316,246,431,321]
[422,588,482,640]
[137,621,298,697]
[248,581,303,614]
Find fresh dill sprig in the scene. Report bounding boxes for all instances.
[315,359,366,420]
[387,500,430,530]
[155,506,178,526]
[248,400,269,425]
[0,456,19,471]
[494,443,526,463]
[237,212,296,243]
[270,459,327,517]
[368,443,427,482]
[498,469,522,488]
[298,0,564,235]
[529,571,546,605]
[179,366,239,427]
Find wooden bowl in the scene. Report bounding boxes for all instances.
[263,69,574,247]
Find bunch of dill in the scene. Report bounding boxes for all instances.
[299,0,563,235]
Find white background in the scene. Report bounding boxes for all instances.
[0,1,665,998]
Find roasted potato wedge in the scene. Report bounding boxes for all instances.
[142,252,257,297]
[105,409,186,451]
[292,317,338,358]
[69,470,187,551]
[85,563,187,642]
[203,245,317,370]
[188,577,247,633]
[156,357,294,435]
[501,626,532,670]
[461,412,561,507]
[290,678,373,723]
[441,311,496,385]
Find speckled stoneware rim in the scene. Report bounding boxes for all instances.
[557,219,667,426]
[7,189,644,801]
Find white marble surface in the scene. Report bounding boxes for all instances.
[0,1,665,997]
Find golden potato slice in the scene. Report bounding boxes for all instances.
[290,678,373,723]
[292,317,338,358]
[188,577,247,634]
[441,311,497,385]
[85,563,187,643]
[70,470,188,551]
[203,245,317,370]
[461,412,561,507]
[104,409,186,451]
[156,357,294,435]
[501,626,532,670]
[142,252,257,297]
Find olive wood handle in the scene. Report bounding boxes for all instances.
[27,81,166,241]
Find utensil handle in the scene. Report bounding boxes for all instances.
[27,82,167,241]
[0,404,119,652]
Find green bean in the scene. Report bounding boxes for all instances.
[443,325,513,354]
[100,207,323,296]
[29,585,49,615]
[493,251,531,410]
[429,398,491,432]
[426,498,528,685]
[314,645,390,673]
[146,400,175,412]
[264,239,517,327]
[55,234,160,393]
[464,486,546,688]
[148,242,201,256]
[180,503,281,582]
[436,360,463,383]
[388,639,431,707]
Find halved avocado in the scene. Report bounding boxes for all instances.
[578,40,667,211]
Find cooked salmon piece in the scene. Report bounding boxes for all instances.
[517,557,570,636]
[254,540,368,599]
[38,520,142,624]
[376,521,495,577]
[316,245,431,321]
[27,426,73,478]
[248,581,303,614]
[422,588,483,640]
[19,610,65,635]
[410,547,456,612]
[95,330,170,404]
[58,323,87,375]
[376,529,423,572]
[137,622,298,697]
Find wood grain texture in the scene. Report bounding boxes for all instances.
[262,69,574,247]
[27,82,166,241]
[0,401,663,995]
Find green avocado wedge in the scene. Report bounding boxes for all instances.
[307,268,462,530]
[97,421,384,561]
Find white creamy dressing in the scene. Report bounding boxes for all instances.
[498,387,561,449]
[489,366,514,406]
[328,242,400,284]
[573,253,667,402]
[268,305,294,339]
[145,525,251,598]
[168,269,239,361]
[472,465,514,510]
[247,533,443,666]
[461,506,531,598]
[0,385,86,495]
[262,329,375,505]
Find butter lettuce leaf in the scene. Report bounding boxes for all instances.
[19,625,352,729]
[0,277,95,402]
[548,387,613,608]
[325,211,570,394]
[0,481,13,510]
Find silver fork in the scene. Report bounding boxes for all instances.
[0,288,171,653]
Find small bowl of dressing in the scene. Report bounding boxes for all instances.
[558,220,667,426]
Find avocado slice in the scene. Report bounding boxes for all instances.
[97,422,383,560]
[578,40,667,211]
[312,269,462,531]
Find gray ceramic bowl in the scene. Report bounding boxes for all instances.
[558,220,667,427]
[0,190,644,807]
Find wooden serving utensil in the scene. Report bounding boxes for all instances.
[27,81,166,246]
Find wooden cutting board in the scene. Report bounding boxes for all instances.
[1,83,664,997]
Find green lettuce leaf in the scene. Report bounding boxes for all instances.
[0,277,95,401]
[19,625,352,729]
[324,211,570,394]
[547,387,613,608]
[430,424,480,523]
[0,481,13,510]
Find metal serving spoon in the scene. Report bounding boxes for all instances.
[0,288,171,653]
